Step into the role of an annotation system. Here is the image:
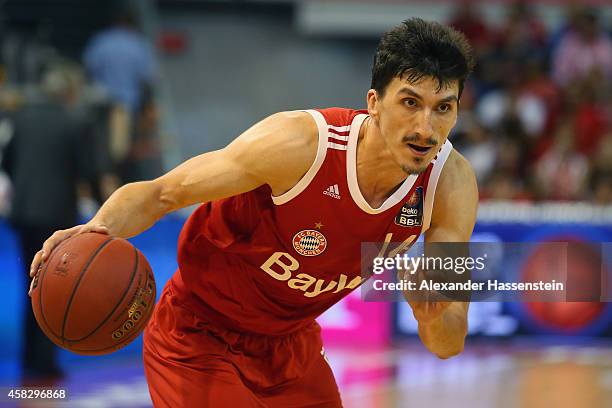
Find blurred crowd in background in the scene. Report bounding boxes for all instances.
[449,2,611,204]
[0,1,162,219]
[0,0,610,213]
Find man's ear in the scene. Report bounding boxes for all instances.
[367,89,380,123]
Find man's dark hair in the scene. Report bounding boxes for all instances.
[371,18,475,98]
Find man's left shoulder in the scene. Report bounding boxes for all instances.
[427,149,478,238]
[445,149,473,174]
[438,149,477,192]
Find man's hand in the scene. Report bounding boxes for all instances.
[415,302,469,359]
[28,224,109,296]
[402,267,453,324]
[408,300,451,325]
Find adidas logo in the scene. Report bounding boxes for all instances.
[323,184,341,199]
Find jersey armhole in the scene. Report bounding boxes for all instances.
[421,141,453,233]
[271,109,328,205]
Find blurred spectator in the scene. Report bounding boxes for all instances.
[0,29,60,86]
[551,8,612,88]
[0,90,17,216]
[590,133,612,205]
[497,1,547,60]
[454,117,496,183]
[497,126,529,178]
[480,124,532,201]
[533,120,589,201]
[120,88,164,183]
[591,170,612,205]
[475,74,547,139]
[483,170,524,200]
[548,4,584,57]
[520,56,562,137]
[567,72,610,157]
[592,133,612,174]
[83,6,159,183]
[0,172,9,216]
[77,92,122,203]
[83,6,157,115]
[0,63,106,383]
[449,0,493,54]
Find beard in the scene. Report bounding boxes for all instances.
[401,164,428,175]
[401,157,430,175]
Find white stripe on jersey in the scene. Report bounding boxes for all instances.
[328,142,348,150]
[327,133,349,142]
[328,124,351,132]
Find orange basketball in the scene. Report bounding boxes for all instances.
[30,232,156,355]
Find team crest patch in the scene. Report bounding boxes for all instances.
[406,186,421,206]
[292,229,327,256]
[394,186,423,227]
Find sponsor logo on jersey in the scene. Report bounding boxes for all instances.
[293,229,327,256]
[323,184,341,199]
[260,252,362,297]
[395,186,423,227]
[260,233,417,298]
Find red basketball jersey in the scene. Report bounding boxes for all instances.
[171,108,452,335]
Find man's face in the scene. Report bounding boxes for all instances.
[367,76,459,175]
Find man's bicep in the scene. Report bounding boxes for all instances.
[153,111,317,211]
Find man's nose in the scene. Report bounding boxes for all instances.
[414,109,434,140]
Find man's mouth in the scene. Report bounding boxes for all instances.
[406,143,433,156]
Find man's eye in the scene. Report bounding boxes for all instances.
[438,104,451,112]
[405,99,417,107]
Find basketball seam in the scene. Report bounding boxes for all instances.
[66,289,155,354]
[38,238,85,340]
[67,313,150,354]
[64,245,140,342]
[60,238,115,342]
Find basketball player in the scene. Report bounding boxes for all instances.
[30,19,477,407]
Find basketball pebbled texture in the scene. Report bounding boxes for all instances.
[30,232,156,355]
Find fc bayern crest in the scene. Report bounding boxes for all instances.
[292,229,327,256]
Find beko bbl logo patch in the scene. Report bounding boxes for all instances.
[394,186,423,227]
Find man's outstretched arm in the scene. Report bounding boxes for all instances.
[29,111,318,283]
[410,149,478,359]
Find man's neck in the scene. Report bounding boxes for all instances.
[355,117,411,209]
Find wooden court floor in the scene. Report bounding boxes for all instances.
[5,340,611,407]
[337,341,612,408]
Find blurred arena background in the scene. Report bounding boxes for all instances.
[0,0,611,407]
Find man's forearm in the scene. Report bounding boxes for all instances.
[89,181,170,239]
[417,302,468,359]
